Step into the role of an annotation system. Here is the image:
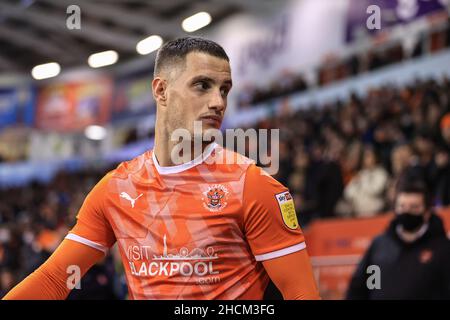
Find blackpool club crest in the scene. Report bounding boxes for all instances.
[202,184,229,212]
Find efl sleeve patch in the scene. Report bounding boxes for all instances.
[275,191,299,230]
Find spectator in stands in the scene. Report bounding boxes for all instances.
[406,134,440,195]
[290,149,315,225]
[302,143,344,220]
[0,168,122,299]
[342,145,389,218]
[435,113,450,206]
[273,141,293,187]
[439,113,450,153]
[386,143,415,203]
[67,256,118,300]
[340,141,363,186]
[434,148,450,206]
[0,269,15,298]
[346,178,450,299]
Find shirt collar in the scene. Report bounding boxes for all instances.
[152,142,218,175]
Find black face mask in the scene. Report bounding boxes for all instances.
[395,212,425,232]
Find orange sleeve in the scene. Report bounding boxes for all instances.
[262,249,321,300]
[67,172,116,250]
[243,164,305,260]
[2,238,104,300]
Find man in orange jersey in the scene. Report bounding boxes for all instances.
[3,37,320,300]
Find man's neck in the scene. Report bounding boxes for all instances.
[153,126,211,167]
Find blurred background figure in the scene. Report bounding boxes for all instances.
[67,256,119,300]
[0,269,15,298]
[346,178,450,299]
[435,113,450,206]
[340,145,389,218]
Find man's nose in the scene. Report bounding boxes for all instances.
[208,90,226,111]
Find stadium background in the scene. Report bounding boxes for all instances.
[0,0,450,299]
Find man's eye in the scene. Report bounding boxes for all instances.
[220,88,230,97]
[195,81,210,90]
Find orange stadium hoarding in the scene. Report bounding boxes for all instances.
[304,208,450,299]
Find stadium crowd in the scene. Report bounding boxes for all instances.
[0,169,126,299]
[255,77,450,225]
[1,76,450,298]
[237,22,450,108]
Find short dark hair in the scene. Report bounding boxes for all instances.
[154,37,229,78]
[395,175,431,208]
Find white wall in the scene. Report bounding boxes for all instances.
[209,0,351,115]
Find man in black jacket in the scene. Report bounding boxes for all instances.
[346,179,450,299]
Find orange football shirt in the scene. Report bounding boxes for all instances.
[66,142,306,299]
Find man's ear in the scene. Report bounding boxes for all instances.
[152,77,167,107]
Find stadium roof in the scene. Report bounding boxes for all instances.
[0,0,279,73]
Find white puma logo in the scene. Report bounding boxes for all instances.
[120,192,143,208]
